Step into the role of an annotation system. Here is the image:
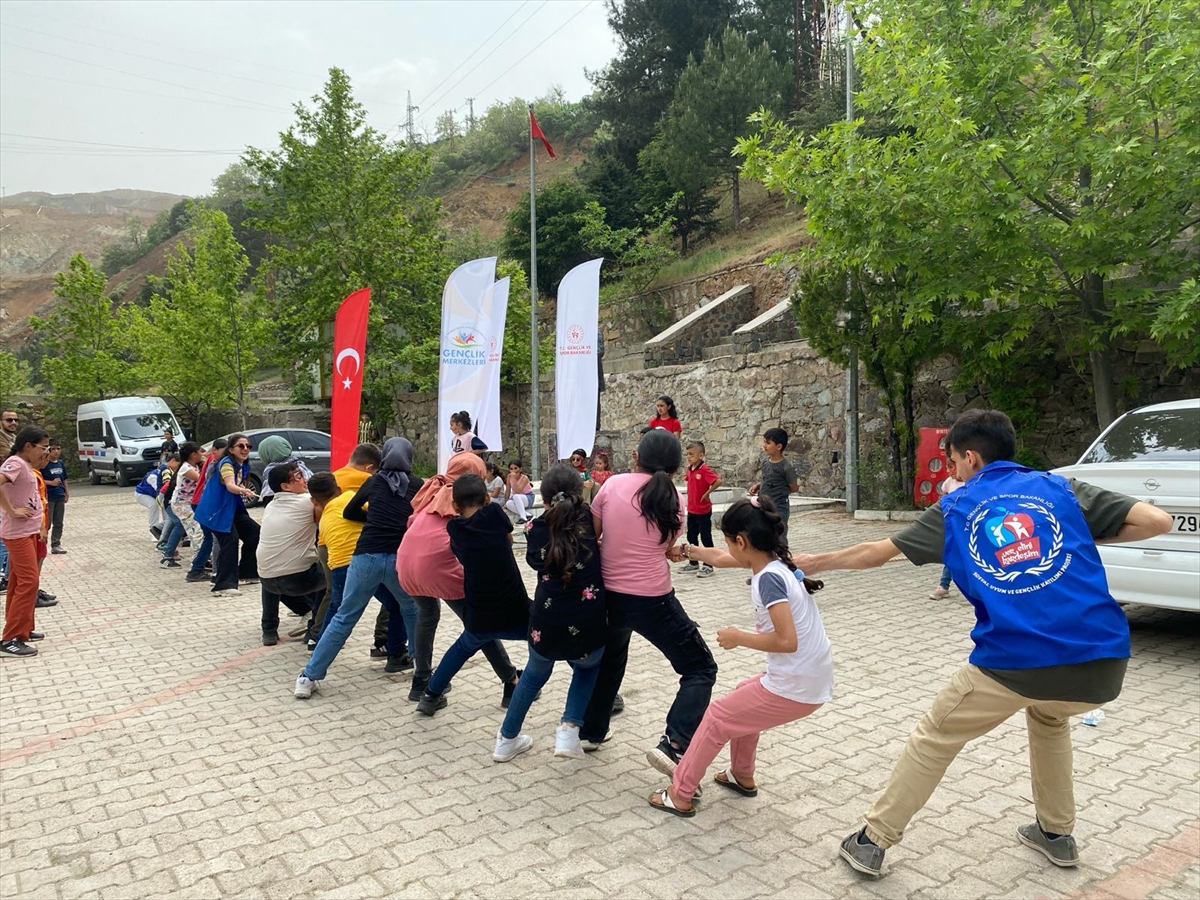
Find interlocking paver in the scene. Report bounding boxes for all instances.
[1,486,1197,898]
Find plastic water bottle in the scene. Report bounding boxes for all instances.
[1081,709,1105,727]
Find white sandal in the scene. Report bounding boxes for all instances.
[648,787,695,818]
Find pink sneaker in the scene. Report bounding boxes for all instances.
[930,587,951,600]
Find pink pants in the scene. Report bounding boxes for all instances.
[672,673,823,801]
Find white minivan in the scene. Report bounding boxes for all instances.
[1054,398,1199,613]
[76,396,185,487]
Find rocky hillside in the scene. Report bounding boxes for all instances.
[0,189,182,347]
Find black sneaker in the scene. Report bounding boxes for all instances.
[27,631,45,641]
[51,546,67,555]
[185,570,209,583]
[501,669,541,709]
[416,691,447,716]
[1017,822,1080,867]
[370,644,389,659]
[38,588,57,602]
[612,693,625,716]
[0,638,37,657]
[306,637,317,653]
[160,559,182,569]
[407,677,428,701]
[385,653,414,674]
[647,736,682,776]
[35,592,59,608]
[0,578,7,593]
[262,630,279,646]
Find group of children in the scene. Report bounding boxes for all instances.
[247,420,831,825]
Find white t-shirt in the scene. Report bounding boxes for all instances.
[450,430,476,455]
[256,491,318,578]
[751,559,834,704]
[487,475,505,503]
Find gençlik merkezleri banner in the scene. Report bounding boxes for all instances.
[554,259,603,457]
[330,287,370,470]
[438,257,498,472]
[475,276,509,455]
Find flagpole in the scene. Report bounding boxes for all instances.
[528,102,541,480]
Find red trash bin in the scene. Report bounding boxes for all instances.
[914,427,951,507]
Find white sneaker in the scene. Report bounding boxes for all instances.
[697,565,714,578]
[294,673,320,699]
[676,562,700,574]
[212,588,243,597]
[554,723,585,759]
[493,730,533,762]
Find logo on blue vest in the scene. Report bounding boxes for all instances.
[969,501,1066,585]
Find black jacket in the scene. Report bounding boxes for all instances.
[447,502,530,635]
[524,509,607,660]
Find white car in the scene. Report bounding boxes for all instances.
[1054,398,1199,613]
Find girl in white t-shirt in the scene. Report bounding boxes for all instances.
[649,494,833,818]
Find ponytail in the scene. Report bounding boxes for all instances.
[633,429,682,543]
[540,464,592,584]
[721,496,823,594]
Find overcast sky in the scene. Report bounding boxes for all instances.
[0,0,615,197]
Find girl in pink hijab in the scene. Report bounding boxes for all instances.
[398,452,520,703]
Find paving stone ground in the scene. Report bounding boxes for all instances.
[1,485,1197,900]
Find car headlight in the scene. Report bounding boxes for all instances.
[121,445,137,455]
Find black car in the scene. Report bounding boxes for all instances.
[202,428,332,497]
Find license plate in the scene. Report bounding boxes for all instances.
[1171,514,1199,533]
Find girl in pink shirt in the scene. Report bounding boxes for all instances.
[0,426,50,657]
[579,429,717,775]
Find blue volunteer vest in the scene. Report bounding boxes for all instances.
[941,460,1130,669]
[194,458,248,533]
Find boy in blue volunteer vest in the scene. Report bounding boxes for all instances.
[795,409,1172,878]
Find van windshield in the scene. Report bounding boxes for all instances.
[113,414,178,441]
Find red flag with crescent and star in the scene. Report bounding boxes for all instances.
[330,287,370,469]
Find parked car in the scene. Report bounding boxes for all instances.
[1053,398,1199,613]
[202,428,332,498]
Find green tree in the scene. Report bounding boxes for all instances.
[659,28,789,228]
[502,179,599,292]
[130,205,263,430]
[741,0,1200,429]
[637,136,719,254]
[589,0,739,167]
[30,254,141,401]
[435,110,460,145]
[244,67,450,411]
[0,351,31,410]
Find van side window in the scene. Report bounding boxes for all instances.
[78,418,104,443]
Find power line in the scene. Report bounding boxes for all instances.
[0,20,313,93]
[413,0,529,111]
[471,0,597,104]
[6,7,326,81]
[418,0,551,123]
[0,132,243,154]
[0,68,295,116]
[0,40,291,113]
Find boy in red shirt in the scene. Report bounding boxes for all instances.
[680,440,720,578]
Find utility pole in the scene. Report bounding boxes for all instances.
[465,97,476,132]
[405,90,419,143]
[843,3,859,513]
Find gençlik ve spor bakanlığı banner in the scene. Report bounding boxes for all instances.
[555,258,603,458]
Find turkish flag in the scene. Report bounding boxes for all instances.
[330,287,370,469]
[530,112,556,159]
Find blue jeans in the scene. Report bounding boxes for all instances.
[0,539,8,577]
[321,565,408,655]
[161,504,184,559]
[501,645,604,738]
[304,552,417,680]
[939,566,952,590]
[189,524,214,574]
[428,624,527,695]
